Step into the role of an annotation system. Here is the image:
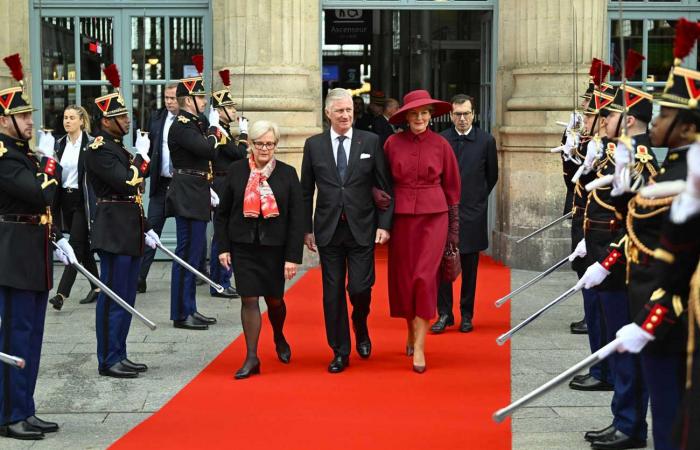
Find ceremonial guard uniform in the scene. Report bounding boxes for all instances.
[0,54,67,439]
[582,82,658,448]
[209,75,247,298]
[166,73,222,329]
[84,65,152,379]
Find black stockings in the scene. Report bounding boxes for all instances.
[239,296,287,368]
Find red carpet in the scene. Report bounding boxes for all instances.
[112,249,511,450]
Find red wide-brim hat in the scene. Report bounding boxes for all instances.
[389,89,452,125]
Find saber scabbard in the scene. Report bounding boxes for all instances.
[516,211,573,244]
[496,286,581,345]
[493,338,621,423]
[52,242,157,330]
[495,256,570,307]
[153,239,225,293]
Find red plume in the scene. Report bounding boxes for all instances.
[624,49,645,79]
[192,54,204,75]
[3,53,24,82]
[102,64,121,89]
[589,58,602,77]
[218,69,230,88]
[592,62,613,87]
[673,18,700,61]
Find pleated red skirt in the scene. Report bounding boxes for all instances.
[388,212,448,320]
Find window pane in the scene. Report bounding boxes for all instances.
[42,17,76,81]
[132,16,165,81]
[80,17,114,81]
[170,17,204,79]
[42,85,76,134]
[610,19,644,82]
[648,20,674,84]
[132,84,163,133]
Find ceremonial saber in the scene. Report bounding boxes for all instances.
[493,338,620,423]
[153,240,224,293]
[52,242,157,330]
[496,286,581,345]
[0,352,25,369]
[516,211,573,244]
[495,256,570,307]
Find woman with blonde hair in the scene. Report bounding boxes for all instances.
[214,120,304,379]
[49,105,101,310]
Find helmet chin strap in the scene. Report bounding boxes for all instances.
[221,106,233,124]
[192,96,201,116]
[110,116,127,137]
[662,113,680,149]
[10,115,24,142]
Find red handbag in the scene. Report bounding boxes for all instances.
[440,246,461,282]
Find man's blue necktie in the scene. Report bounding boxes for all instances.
[336,135,348,181]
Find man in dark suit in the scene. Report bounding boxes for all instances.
[371,98,400,148]
[301,88,394,373]
[432,94,498,334]
[136,83,178,293]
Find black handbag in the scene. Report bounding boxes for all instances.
[440,245,461,282]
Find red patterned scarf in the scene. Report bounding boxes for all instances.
[243,154,279,219]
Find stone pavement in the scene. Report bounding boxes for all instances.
[2,262,654,449]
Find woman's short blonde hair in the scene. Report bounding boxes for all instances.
[248,120,280,143]
[64,104,92,134]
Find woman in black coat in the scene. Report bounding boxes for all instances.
[49,105,100,310]
[214,120,304,379]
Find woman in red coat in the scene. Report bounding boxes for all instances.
[383,90,461,373]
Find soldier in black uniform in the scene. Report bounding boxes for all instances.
[84,64,157,379]
[165,74,222,330]
[581,57,700,450]
[0,53,75,440]
[208,73,248,298]
[577,82,658,449]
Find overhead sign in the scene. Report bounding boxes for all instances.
[325,9,372,45]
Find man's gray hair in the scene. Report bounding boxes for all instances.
[248,120,280,143]
[325,88,353,111]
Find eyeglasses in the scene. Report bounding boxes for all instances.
[453,111,473,118]
[252,141,277,150]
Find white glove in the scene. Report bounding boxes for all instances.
[134,129,151,163]
[144,229,161,250]
[687,140,700,198]
[569,238,587,262]
[550,130,579,161]
[582,137,603,174]
[574,262,610,290]
[567,112,583,132]
[210,188,220,208]
[670,141,700,222]
[54,238,77,266]
[208,107,220,128]
[615,323,654,354]
[238,117,249,135]
[611,137,635,197]
[36,130,56,159]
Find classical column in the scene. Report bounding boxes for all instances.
[493,0,607,270]
[212,0,322,170]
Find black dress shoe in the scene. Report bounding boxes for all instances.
[234,360,261,379]
[590,429,646,449]
[173,315,209,330]
[585,424,616,442]
[568,374,614,391]
[275,339,291,363]
[49,294,65,311]
[99,361,139,378]
[80,289,99,304]
[193,311,217,325]
[356,339,372,359]
[0,420,44,440]
[26,415,59,433]
[328,356,349,373]
[460,317,474,333]
[136,279,147,294]
[430,314,454,333]
[211,287,240,298]
[570,318,588,334]
[121,358,148,373]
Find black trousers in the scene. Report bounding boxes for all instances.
[437,252,479,320]
[56,189,99,297]
[139,178,170,281]
[318,220,374,357]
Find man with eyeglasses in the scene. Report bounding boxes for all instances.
[432,94,498,334]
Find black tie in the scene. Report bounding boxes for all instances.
[336,135,348,182]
